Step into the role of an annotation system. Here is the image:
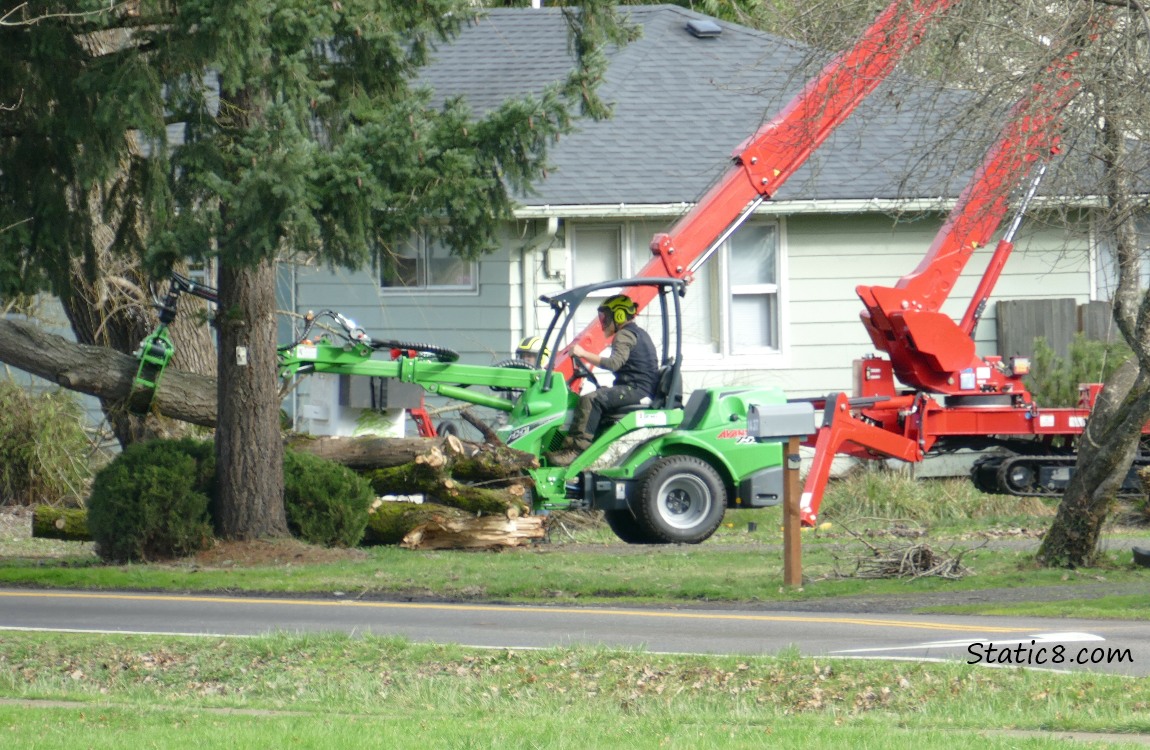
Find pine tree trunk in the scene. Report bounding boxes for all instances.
[214,260,287,540]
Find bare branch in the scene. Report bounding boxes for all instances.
[0,1,135,27]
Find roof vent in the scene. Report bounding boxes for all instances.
[685,19,722,39]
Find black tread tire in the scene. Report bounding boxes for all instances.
[373,340,459,363]
[970,455,1006,494]
[603,509,666,545]
[635,455,726,544]
[490,358,534,392]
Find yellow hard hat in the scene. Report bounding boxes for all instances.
[515,335,550,364]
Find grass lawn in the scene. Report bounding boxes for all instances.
[3,631,1150,749]
[2,473,1149,747]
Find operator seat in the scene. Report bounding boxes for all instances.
[597,359,683,429]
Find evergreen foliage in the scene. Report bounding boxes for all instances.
[282,450,373,548]
[86,438,216,563]
[1025,334,1131,408]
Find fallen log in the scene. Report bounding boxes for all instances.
[285,434,447,470]
[402,513,547,550]
[0,317,217,427]
[290,433,535,518]
[286,433,537,475]
[31,505,92,542]
[362,463,529,516]
[362,500,474,545]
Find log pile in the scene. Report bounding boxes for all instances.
[287,432,536,517]
[355,431,545,550]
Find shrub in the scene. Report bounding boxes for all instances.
[0,380,93,507]
[1027,334,1131,408]
[283,450,372,547]
[86,438,216,562]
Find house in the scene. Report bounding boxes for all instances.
[287,5,1105,437]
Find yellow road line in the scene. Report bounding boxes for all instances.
[0,590,1029,634]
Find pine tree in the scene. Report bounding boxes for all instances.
[2,0,635,539]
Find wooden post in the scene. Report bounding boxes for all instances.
[783,435,803,587]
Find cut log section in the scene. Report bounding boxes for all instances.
[31,506,93,542]
[362,500,474,545]
[402,513,547,550]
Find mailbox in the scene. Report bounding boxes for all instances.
[747,402,816,442]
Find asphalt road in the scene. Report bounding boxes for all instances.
[1,588,1146,676]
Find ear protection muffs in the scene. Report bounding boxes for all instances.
[601,295,636,326]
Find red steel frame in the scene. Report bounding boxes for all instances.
[798,39,1108,526]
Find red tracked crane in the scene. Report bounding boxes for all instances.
[795,33,1148,526]
[552,0,961,377]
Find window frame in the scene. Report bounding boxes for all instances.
[379,231,479,294]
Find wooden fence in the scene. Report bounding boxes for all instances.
[996,298,1117,360]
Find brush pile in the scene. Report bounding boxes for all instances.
[835,525,981,580]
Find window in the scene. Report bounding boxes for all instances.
[571,225,622,286]
[380,233,477,292]
[728,224,779,351]
[675,222,781,356]
[567,219,782,361]
[569,225,623,334]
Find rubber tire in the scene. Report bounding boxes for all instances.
[436,422,459,438]
[603,509,665,545]
[635,455,726,544]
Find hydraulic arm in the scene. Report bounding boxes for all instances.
[857,45,1085,394]
[554,0,960,376]
[129,273,220,415]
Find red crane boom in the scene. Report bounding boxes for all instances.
[553,0,960,376]
[799,38,1109,525]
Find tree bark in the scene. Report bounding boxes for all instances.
[214,259,287,540]
[0,317,217,427]
[1038,363,1149,567]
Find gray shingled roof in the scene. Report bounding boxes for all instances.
[415,5,979,208]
